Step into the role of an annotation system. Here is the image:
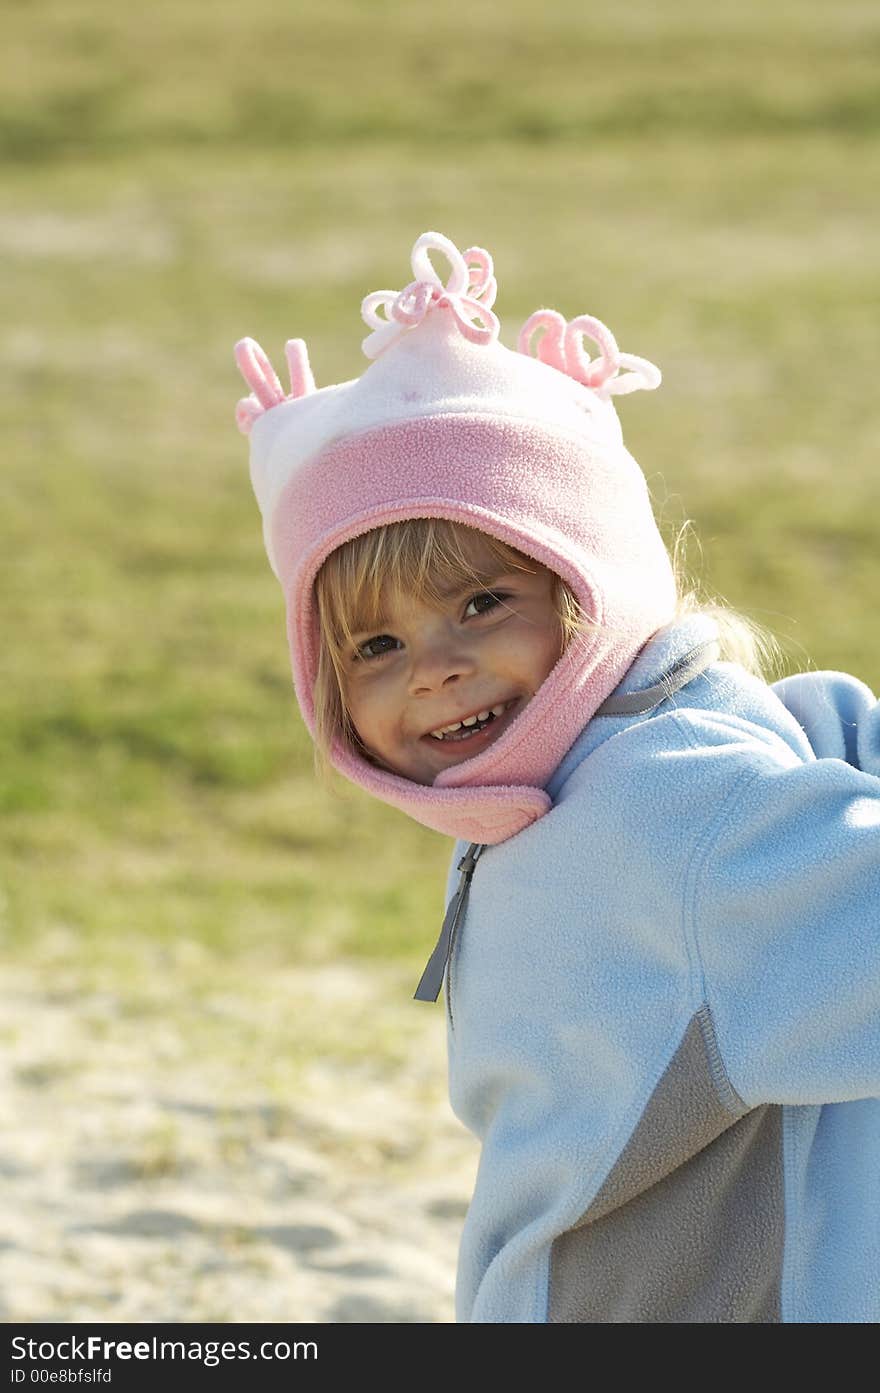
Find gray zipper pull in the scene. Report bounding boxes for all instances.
[413,842,484,1003]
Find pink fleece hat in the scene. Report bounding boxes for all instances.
[235,231,677,844]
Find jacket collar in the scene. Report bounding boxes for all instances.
[546,613,722,800]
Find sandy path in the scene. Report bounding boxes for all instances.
[0,957,478,1323]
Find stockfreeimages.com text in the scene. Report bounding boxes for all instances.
[11,1337,316,1367]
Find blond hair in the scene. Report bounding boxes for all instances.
[311,517,784,786]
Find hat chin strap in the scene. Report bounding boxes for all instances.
[595,637,722,717]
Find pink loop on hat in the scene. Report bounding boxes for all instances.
[440,290,500,344]
[234,336,317,435]
[518,310,661,398]
[361,290,398,326]
[235,396,265,434]
[285,338,316,399]
[518,309,569,372]
[235,338,285,409]
[361,231,501,360]
[392,280,434,327]
[411,231,470,296]
[462,246,498,308]
[601,351,662,397]
[564,315,620,390]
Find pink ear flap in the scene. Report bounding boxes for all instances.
[234,336,317,435]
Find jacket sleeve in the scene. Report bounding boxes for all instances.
[689,722,880,1109]
[771,669,880,774]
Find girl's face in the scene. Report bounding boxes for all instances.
[340,534,563,785]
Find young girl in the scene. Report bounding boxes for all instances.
[234,231,880,1323]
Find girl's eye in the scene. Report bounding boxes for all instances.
[464,590,508,619]
[354,634,399,661]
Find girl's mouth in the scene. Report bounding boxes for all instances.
[423,693,517,741]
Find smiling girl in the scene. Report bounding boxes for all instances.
[235,231,880,1323]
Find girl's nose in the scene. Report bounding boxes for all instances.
[407,633,477,697]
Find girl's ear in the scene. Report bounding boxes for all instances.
[518,310,660,399]
[234,337,316,435]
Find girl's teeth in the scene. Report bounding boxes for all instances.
[430,723,460,738]
[428,700,515,740]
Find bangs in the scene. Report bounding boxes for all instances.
[315,518,539,660]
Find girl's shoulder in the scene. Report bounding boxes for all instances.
[770,668,880,772]
[549,662,880,873]
[610,660,880,780]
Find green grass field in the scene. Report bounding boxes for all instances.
[3,0,879,1021]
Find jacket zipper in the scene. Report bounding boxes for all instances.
[445,842,483,1032]
[413,842,484,1030]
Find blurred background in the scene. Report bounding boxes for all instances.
[2,0,878,1322]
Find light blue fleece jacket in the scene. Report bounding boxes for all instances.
[443,613,880,1323]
